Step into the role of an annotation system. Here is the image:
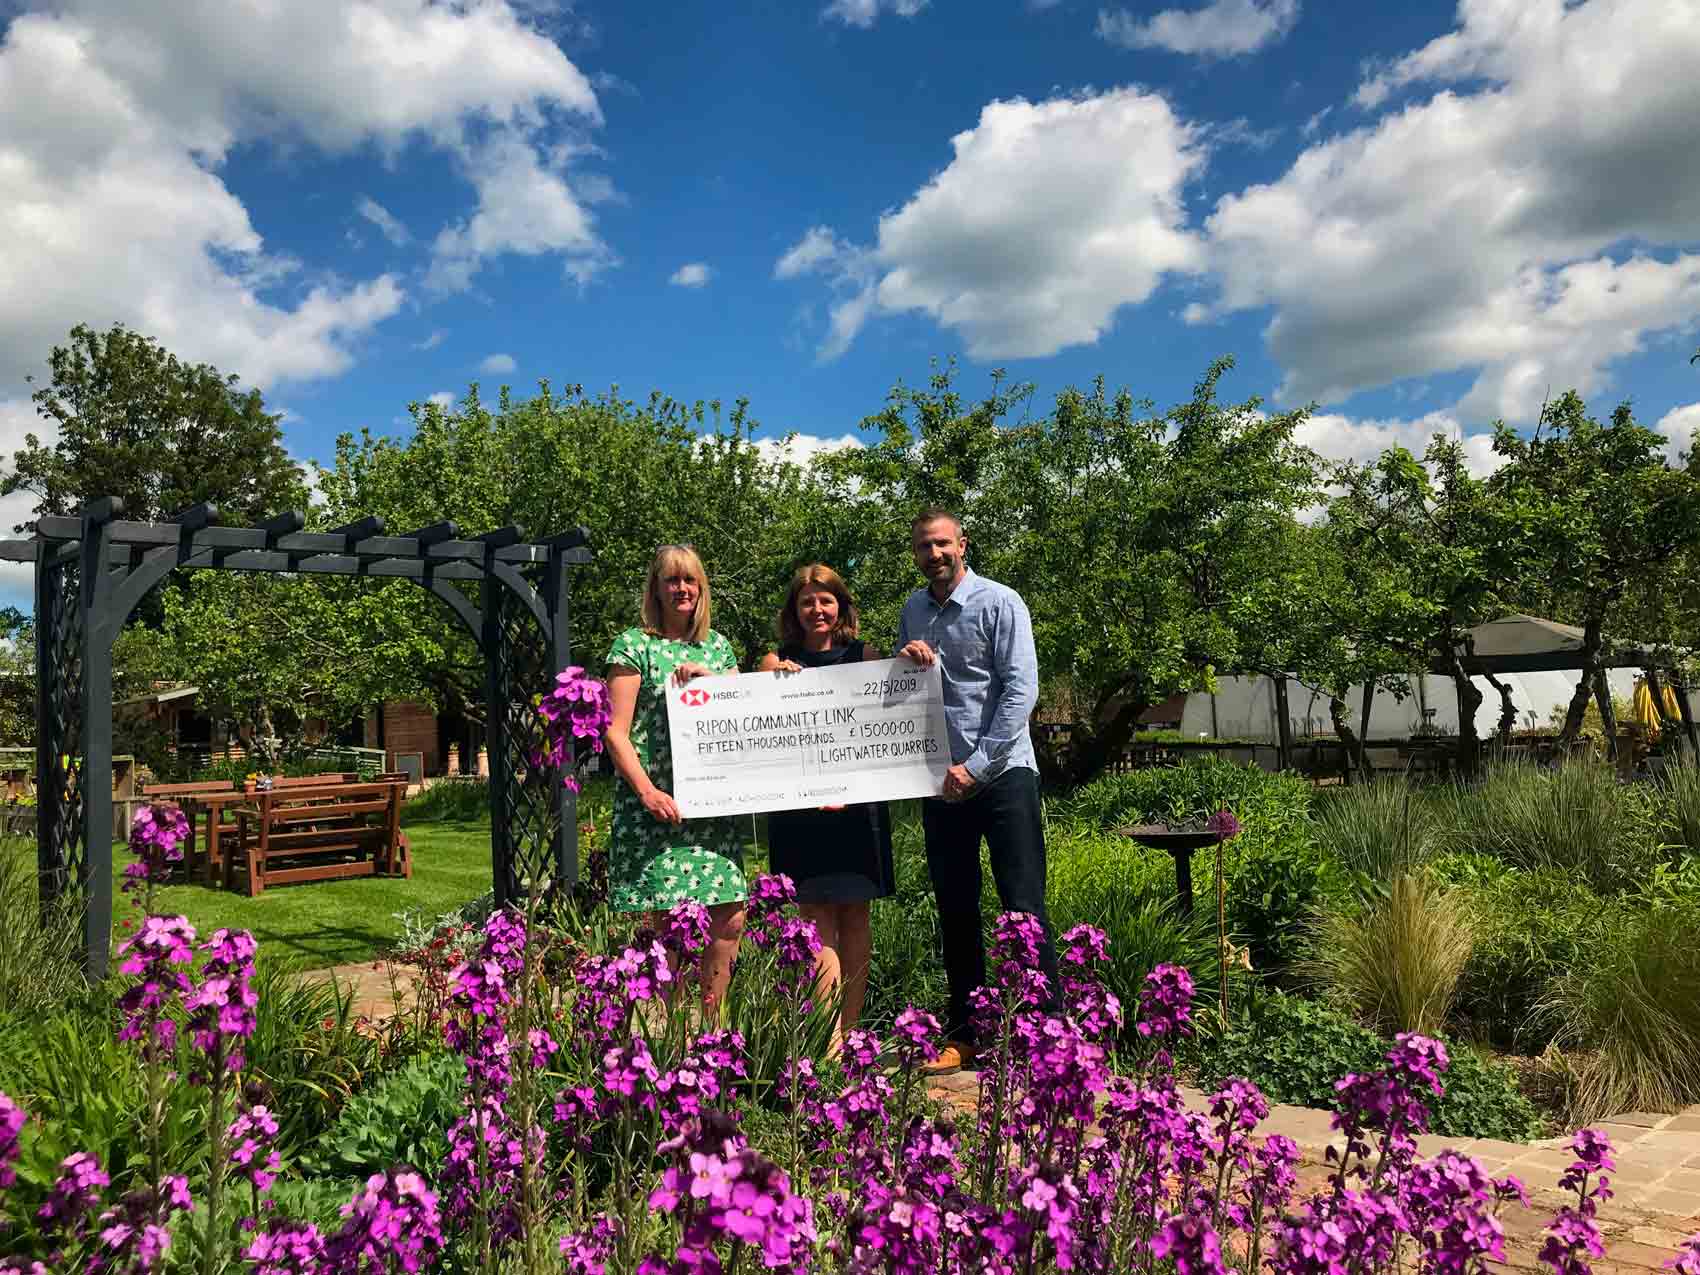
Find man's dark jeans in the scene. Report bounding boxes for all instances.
[921,766,1060,1043]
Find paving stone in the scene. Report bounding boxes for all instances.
[1462,1137,1542,1164]
[1609,1112,1672,1130]
[1598,1122,1659,1145]
[1515,1148,1587,1174]
[1666,1170,1700,1194]
[1665,1116,1700,1134]
[1639,1132,1700,1158]
[1636,1191,1700,1219]
[1628,1224,1699,1248]
[1600,1242,1691,1271]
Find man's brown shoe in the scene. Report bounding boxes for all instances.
[922,1041,975,1077]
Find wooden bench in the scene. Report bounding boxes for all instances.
[140,781,238,882]
[225,780,408,896]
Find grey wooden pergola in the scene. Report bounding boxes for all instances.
[0,497,591,977]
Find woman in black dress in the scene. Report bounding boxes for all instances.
[757,564,896,1051]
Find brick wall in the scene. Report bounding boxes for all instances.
[382,700,439,776]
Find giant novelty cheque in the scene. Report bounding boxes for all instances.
[667,658,950,817]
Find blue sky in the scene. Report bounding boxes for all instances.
[3,0,1699,589]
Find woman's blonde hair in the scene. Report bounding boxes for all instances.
[776,563,860,647]
[640,544,712,644]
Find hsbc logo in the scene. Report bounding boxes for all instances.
[679,687,710,707]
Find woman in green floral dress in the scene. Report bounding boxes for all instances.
[604,543,747,1010]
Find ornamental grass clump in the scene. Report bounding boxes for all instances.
[1306,871,1477,1038]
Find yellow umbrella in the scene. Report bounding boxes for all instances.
[1634,678,1681,739]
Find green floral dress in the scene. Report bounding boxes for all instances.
[606,626,747,912]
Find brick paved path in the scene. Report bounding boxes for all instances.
[318,962,1698,1272]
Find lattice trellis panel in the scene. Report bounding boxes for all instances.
[37,554,86,907]
[490,575,562,903]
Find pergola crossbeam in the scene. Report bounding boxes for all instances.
[8,497,591,978]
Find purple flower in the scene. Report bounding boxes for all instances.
[1206,809,1241,840]
[1153,1210,1229,1275]
[90,1177,192,1275]
[243,1220,328,1275]
[536,667,614,789]
[37,1150,109,1233]
[1665,1233,1700,1275]
[560,1212,622,1275]
[1136,963,1196,1039]
[893,1007,942,1068]
[0,1090,23,1188]
[228,1105,282,1192]
[326,1168,444,1274]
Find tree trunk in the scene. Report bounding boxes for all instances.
[1674,678,1700,757]
[1066,696,1152,787]
[1557,618,1606,745]
[1329,693,1361,783]
[1480,669,1518,752]
[1449,662,1484,779]
[1273,675,1293,771]
[1357,679,1377,782]
[1593,668,1619,761]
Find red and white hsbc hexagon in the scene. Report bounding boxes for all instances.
[678,687,710,707]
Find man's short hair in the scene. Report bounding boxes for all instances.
[911,507,963,536]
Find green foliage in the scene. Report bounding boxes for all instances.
[1185,992,1543,1141]
[1225,833,1347,981]
[0,1007,209,1193]
[1438,759,1660,893]
[1053,757,1313,834]
[1450,868,1614,1051]
[401,776,492,824]
[0,836,84,1017]
[1539,900,1700,1124]
[296,1051,464,1179]
[3,322,307,529]
[1653,757,1700,855]
[1305,873,1477,1037]
[245,962,387,1159]
[1312,778,1442,883]
[863,810,950,1032]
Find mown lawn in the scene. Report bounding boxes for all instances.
[122,818,494,969]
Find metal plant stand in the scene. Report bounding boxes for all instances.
[1118,824,1221,918]
[1,498,592,977]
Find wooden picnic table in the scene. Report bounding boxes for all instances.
[225,778,410,896]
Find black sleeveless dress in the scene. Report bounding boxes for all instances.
[765,640,897,905]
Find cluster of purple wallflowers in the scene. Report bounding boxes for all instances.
[535,665,615,793]
[11,867,1700,1275]
[121,801,191,894]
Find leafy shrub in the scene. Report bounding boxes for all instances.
[1438,759,1660,893]
[1225,833,1348,981]
[1539,900,1700,1124]
[297,1051,464,1179]
[1452,869,1614,1052]
[1052,758,1313,838]
[1312,778,1441,882]
[402,775,492,824]
[865,809,949,1031]
[1305,872,1476,1037]
[1185,992,1544,1141]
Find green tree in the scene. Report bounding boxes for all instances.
[1326,437,1531,775]
[4,323,306,528]
[1489,392,1700,743]
[813,359,1323,785]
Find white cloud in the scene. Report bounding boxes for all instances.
[0,0,607,395]
[1296,410,1504,476]
[823,0,927,28]
[1097,0,1299,57]
[776,88,1205,360]
[413,329,448,351]
[356,195,411,247]
[669,262,714,288]
[1654,402,1700,465]
[1203,0,1700,423]
[479,352,517,374]
[753,432,865,469]
[426,390,455,410]
[426,133,613,293]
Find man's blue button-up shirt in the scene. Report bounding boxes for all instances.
[896,569,1039,784]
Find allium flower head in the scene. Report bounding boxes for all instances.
[1206,809,1241,840]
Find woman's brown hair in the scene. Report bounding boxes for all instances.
[640,544,712,644]
[776,563,860,647]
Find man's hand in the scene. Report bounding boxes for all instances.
[942,764,977,801]
[897,639,936,667]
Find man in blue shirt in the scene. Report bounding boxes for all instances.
[896,507,1059,1074]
